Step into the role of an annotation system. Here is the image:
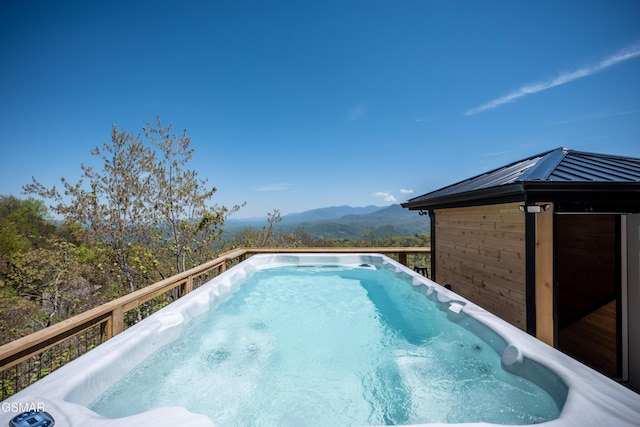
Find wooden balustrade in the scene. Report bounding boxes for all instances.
[0,247,430,398]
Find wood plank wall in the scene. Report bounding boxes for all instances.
[434,203,527,329]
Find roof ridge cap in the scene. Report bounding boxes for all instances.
[518,147,568,181]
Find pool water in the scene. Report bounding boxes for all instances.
[89,265,559,425]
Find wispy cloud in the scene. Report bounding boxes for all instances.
[373,192,398,203]
[479,150,512,157]
[400,188,414,194]
[347,103,367,121]
[255,183,290,192]
[465,46,640,116]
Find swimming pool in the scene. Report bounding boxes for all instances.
[1,254,639,426]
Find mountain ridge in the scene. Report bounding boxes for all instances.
[226,204,429,240]
[280,205,382,223]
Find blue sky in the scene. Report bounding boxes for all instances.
[1,1,639,219]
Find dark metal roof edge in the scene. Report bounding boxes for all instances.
[402,183,525,210]
[405,147,640,209]
[402,180,640,211]
[404,147,560,204]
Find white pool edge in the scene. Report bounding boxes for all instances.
[1,253,639,427]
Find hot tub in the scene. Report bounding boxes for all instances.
[1,254,639,426]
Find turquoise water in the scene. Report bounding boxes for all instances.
[89,266,559,425]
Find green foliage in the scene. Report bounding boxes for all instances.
[77,246,95,263]
[0,198,80,338]
[0,380,14,397]
[248,209,282,247]
[5,238,94,328]
[0,196,55,262]
[0,219,29,256]
[0,196,53,242]
[0,286,40,344]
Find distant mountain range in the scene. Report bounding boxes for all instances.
[225,204,430,240]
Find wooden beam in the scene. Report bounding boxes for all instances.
[535,203,555,346]
[0,310,112,370]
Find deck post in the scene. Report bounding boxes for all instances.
[398,252,407,266]
[182,276,193,296]
[101,318,112,342]
[111,306,124,337]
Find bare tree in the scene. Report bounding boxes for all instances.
[24,118,242,300]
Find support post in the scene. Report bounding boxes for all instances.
[111,306,124,337]
[181,276,193,296]
[101,318,112,342]
[398,252,407,266]
[535,203,554,346]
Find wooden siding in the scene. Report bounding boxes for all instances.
[434,203,527,329]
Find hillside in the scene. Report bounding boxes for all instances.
[281,205,382,223]
[225,204,430,240]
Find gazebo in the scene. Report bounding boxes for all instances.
[403,147,640,388]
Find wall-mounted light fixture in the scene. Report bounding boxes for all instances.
[518,204,550,213]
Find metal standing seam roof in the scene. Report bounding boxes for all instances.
[403,147,640,209]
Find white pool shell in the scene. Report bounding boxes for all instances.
[1,254,639,426]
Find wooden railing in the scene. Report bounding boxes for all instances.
[0,247,430,399]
